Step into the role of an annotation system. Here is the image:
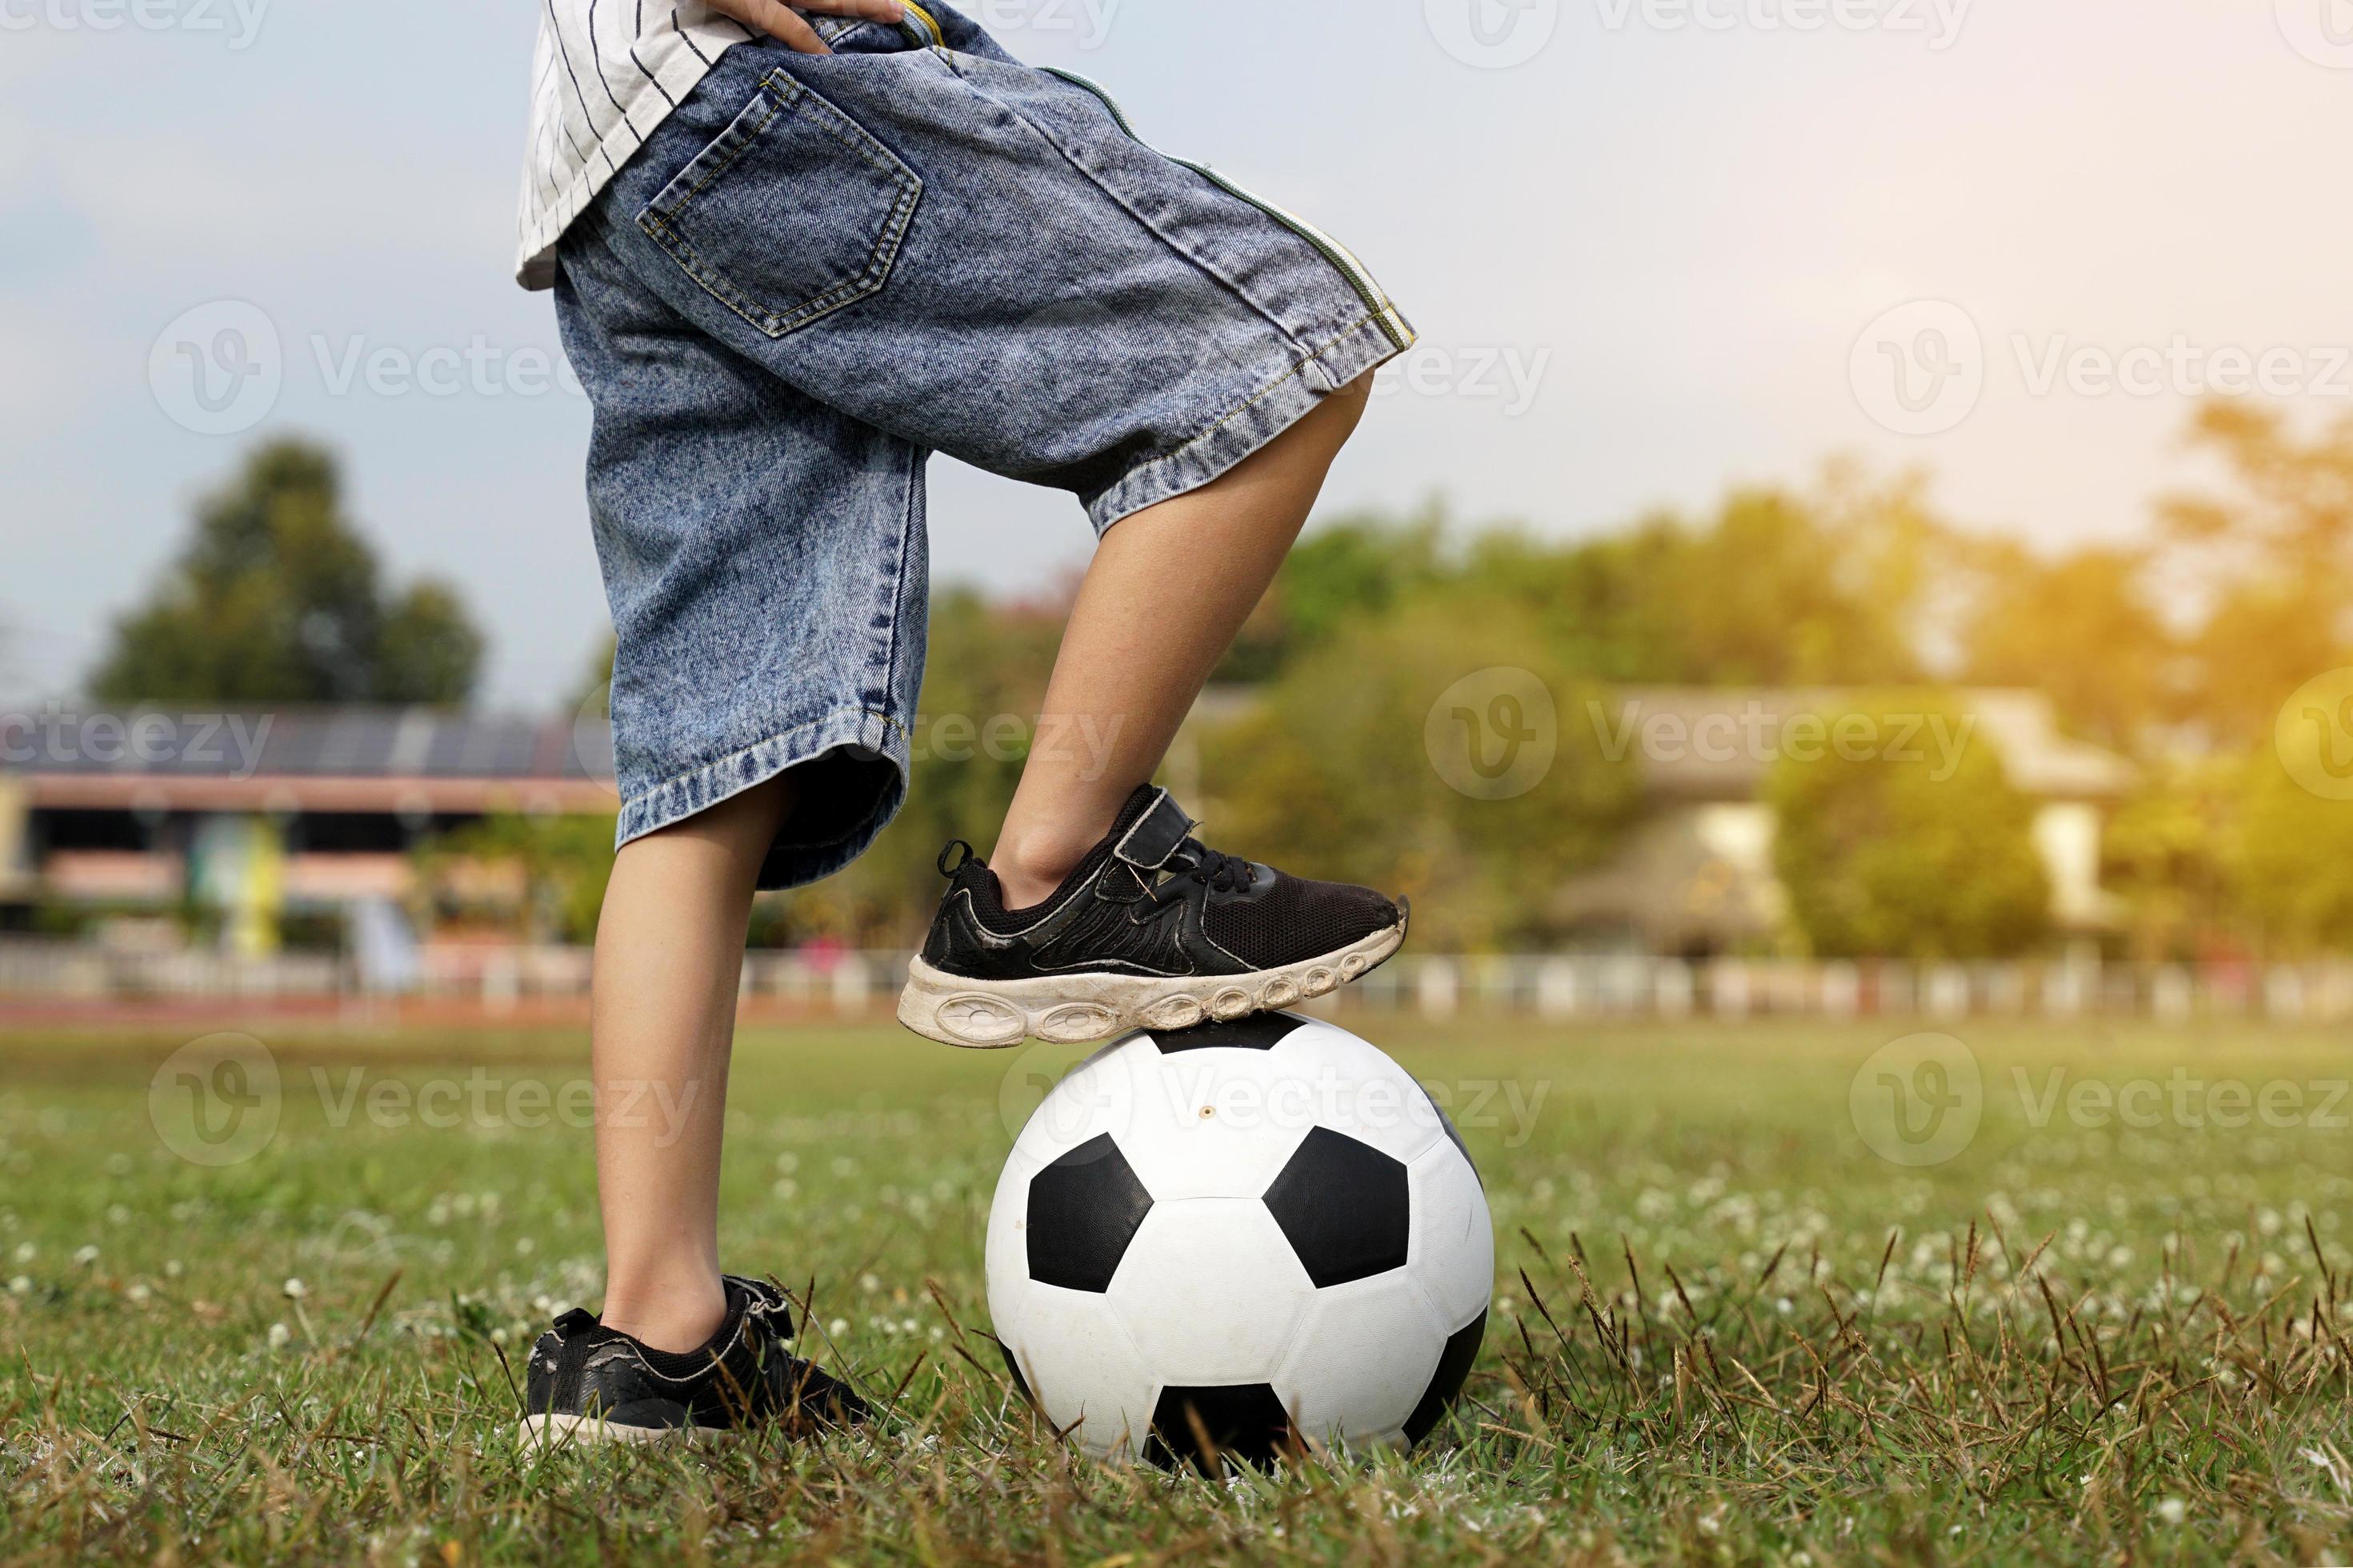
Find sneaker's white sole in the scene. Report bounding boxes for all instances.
[894,914,1407,1048]
[517,1414,721,1449]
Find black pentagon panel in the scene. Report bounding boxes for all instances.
[1262,1126,1411,1288]
[1026,1133,1154,1293]
[1150,1011,1310,1053]
[1144,1382,1295,1473]
[1403,1309,1487,1447]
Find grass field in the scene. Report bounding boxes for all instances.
[2,1012,2351,1564]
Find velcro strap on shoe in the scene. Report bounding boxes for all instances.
[1113,788,1196,870]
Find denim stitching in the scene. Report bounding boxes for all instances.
[1094,313,1397,528]
[874,443,925,725]
[618,706,913,837]
[638,72,923,338]
[922,51,1310,357]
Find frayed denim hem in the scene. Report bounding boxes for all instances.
[1083,312,1407,535]
[613,706,911,892]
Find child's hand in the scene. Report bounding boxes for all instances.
[705,0,911,54]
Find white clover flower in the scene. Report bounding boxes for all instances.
[6,1276,29,1296]
[282,1278,308,1299]
[2155,1498,2187,1526]
[126,1282,153,1304]
[827,1317,849,1338]
[164,1260,183,1278]
[72,1246,99,1267]
[268,1322,293,1349]
[13,1243,34,1264]
[858,1272,881,1294]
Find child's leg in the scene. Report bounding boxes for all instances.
[988,376,1371,910]
[589,775,793,1351]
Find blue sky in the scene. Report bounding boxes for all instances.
[4,0,2348,707]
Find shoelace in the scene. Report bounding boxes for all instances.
[1180,839,1255,894]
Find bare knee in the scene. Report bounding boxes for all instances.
[1322,369,1375,443]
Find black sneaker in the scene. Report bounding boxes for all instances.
[897,785,1409,1047]
[518,1274,870,1446]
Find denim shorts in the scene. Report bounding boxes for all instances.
[554,2,1414,890]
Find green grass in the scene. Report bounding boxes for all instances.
[2,1014,2351,1563]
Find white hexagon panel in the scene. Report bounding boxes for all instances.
[986,1013,1495,1468]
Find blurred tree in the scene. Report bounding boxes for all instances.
[759,586,1068,946]
[1199,600,1639,951]
[2163,405,2353,746]
[2099,763,2237,963]
[414,810,619,945]
[90,438,482,706]
[1767,702,2049,959]
[1958,542,2174,750]
[1229,472,1942,692]
[1214,504,1447,682]
[570,633,617,718]
[2228,738,2353,955]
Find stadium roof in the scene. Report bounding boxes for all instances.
[2,707,617,814]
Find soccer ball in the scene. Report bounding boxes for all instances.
[985,1011,1493,1468]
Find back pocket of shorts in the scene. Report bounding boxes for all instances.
[637,70,922,339]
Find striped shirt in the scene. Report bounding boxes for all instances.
[516,3,758,290]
